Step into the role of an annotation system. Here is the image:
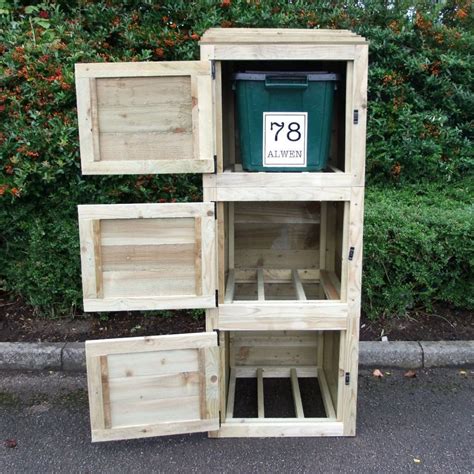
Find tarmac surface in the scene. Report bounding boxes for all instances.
[0,369,472,473]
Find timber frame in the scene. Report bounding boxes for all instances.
[77,28,368,441]
[201,28,367,438]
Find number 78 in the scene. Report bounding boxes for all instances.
[270,121,301,142]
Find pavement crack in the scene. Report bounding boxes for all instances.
[418,341,425,368]
[60,342,68,371]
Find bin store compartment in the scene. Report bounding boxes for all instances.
[233,71,340,172]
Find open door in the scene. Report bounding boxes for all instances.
[78,202,216,312]
[86,332,219,442]
[75,61,214,175]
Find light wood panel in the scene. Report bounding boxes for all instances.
[229,332,318,368]
[86,332,219,442]
[75,61,213,175]
[200,28,366,44]
[202,44,360,61]
[219,303,348,331]
[78,203,216,312]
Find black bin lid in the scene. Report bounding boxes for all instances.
[232,71,341,81]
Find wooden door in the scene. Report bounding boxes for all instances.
[75,61,213,174]
[86,332,219,442]
[78,202,216,312]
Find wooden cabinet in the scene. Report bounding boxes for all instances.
[76,28,368,440]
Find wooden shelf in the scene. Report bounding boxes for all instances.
[218,365,341,437]
[224,268,341,303]
[203,172,356,202]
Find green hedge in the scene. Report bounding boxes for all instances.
[0,1,472,317]
[364,184,473,319]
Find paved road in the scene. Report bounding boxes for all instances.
[0,369,472,473]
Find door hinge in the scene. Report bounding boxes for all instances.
[213,154,217,173]
[345,372,350,385]
[348,246,355,261]
[353,109,359,125]
[211,61,216,80]
[215,289,219,306]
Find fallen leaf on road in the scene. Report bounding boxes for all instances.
[413,458,421,464]
[459,370,467,377]
[404,370,417,378]
[372,369,384,378]
[4,439,17,448]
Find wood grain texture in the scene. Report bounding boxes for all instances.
[218,303,348,331]
[86,332,219,442]
[290,368,304,418]
[209,44,359,61]
[200,28,367,45]
[257,368,264,418]
[78,203,216,312]
[75,61,214,175]
[215,422,343,438]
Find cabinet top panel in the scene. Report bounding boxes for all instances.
[200,28,368,45]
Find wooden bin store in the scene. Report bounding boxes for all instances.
[76,29,368,441]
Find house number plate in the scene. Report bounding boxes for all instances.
[263,112,308,167]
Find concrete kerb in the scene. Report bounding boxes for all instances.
[0,341,473,372]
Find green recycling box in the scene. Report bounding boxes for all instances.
[233,71,340,172]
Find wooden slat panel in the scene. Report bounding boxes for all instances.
[200,28,366,44]
[110,395,200,429]
[229,333,318,368]
[216,422,343,438]
[78,219,101,300]
[235,224,319,250]
[84,295,215,312]
[292,270,307,301]
[86,332,219,442]
[75,61,213,175]
[194,218,203,296]
[101,271,195,298]
[86,355,106,431]
[101,244,195,272]
[257,269,265,301]
[100,218,195,246]
[100,356,111,429]
[257,368,264,418]
[210,44,358,61]
[224,269,235,303]
[203,172,353,189]
[226,368,236,419]
[87,332,217,357]
[75,61,210,78]
[234,268,320,283]
[235,202,320,224]
[78,203,217,312]
[318,369,337,419]
[219,303,348,331]
[107,349,199,379]
[320,271,341,300]
[109,372,200,403]
[98,133,192,162]
[234,249,319,270]
[234,366,318,378]
[203,345,220,421]
[290,368,304,418]
[79,202,214,220]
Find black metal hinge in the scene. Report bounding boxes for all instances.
[211,61,216,80]
[345,372,350,385]
[213,154,217,173]
[215,289,219,306]
[353,109,359,124]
